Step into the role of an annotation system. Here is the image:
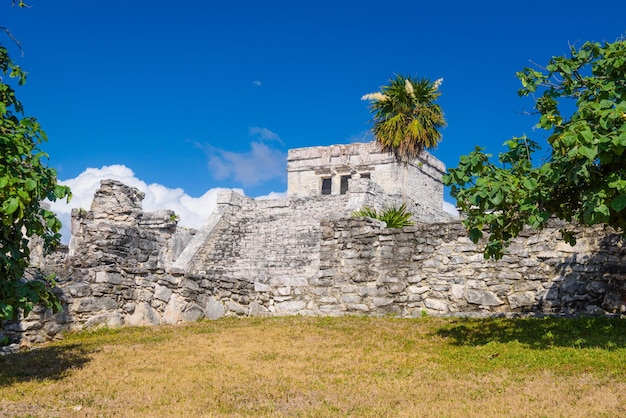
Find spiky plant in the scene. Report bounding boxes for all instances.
[362,74,446,163]
[352,204,415,228]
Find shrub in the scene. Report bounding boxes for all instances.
[352,204,415,228]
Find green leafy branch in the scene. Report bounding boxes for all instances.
[445,39,626,259]
[1,30,71,319]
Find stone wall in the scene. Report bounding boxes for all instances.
[3,180,625,349]
[314,218,626,317]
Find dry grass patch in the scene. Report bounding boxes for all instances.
[1,316,625,417]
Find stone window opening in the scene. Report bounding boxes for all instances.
[360,172,371,180]
[340,175,351,195]
[321,178,332,195]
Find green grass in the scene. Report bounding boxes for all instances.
[434,317,626,376]
[1,316,625,417]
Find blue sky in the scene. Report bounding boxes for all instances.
[4,1,626,239]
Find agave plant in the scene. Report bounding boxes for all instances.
[362,74,446,163]
[352,204,415,228]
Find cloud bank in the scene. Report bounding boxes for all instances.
[49,165,243,244]
[205,127,287,187]
[48,160,458,245]
[51,128,289,244]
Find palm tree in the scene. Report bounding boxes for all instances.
[362,74,446,163]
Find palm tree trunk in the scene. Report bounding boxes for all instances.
[402,163,408,204]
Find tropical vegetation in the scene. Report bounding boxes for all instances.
[352,203,415,228]
[444,39,626,259]
[0,4,71,319]
[362,74,446,163]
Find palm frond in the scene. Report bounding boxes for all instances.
[364,74,446,163]
[352,204,415,228]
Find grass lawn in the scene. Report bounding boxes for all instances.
[1,316,625,417]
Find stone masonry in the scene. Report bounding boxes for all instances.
[287,141,446,221]
[2,142,626,347]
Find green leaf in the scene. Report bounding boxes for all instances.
[595,204,610,217]
[24,179,37,191]
[490,191,504,205]
[610,194,626,212]
[53,184,70,199]
[560,132,576,147]
[5,198,19,215]
[600,99,614,109]
[578,145,597,160]
[522,177,537,190]
[469,228,482,243]
[0,45,71,320]
[579,129,594,144]
[438,39,626,258]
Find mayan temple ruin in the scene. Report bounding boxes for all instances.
[2,141,626,349]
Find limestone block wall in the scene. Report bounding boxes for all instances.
[313,218,626,317]
[3,180,626,349]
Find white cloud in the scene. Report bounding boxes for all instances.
[48,165,243,244]
[256,191,287,200]
[202,127,286,187]
[253,80,262,87]
[206,141,286,187]
[249,126,283,144]
[48,164,458,245]
[443,200,459,217]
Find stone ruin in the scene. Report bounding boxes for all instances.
[2,141,626,348]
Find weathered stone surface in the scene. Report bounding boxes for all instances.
[372,297,394,307]
[602,291,626,313]
[408,285,429,295]
[451,284,464,299]
[249,302,270,317]
[74,297,118,313]
[275,301,306,313]
[162,296,182,325]
[288,142,447,222]
[205,297,225,320]
[154,284,173,302]
[95,271,122,284]
[182,304,205,322]
[254,282,271,292]
[508,292,537,309]
[65,283,91,298]
[225,300,248,315]
[127,302,161,327]
[43,321,66,337]
[424,298,449,311]
[465,289,503,306]
[84,313,124,329]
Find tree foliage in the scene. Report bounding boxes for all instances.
[1,40,71,319]
[362,74,446,163]
[444,39,626,259]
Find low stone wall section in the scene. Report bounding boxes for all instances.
[314,218,626,317]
